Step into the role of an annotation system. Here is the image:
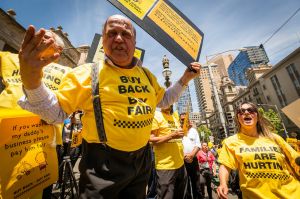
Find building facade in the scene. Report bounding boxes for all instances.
[232,47,300,135]
[0,8,82,68]
[176,85,193,114]
[228,45,269,86]
[209,54,234,77]
[194,65,222,123]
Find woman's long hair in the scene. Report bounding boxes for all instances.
[234,102,275,138]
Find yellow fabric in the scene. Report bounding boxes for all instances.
[0,51,71,109]
[0,51,68,147]
[218,133,300,199]
[151,110,184,170]
[56,61,165,151]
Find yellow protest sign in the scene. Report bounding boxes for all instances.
[148,0,202,60]
[118,0,157,19]
[0,115,58,199]
[0,51,71,109]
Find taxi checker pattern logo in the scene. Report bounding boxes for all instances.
[113,118,153,128]
[246,172,289,180]
[44,82,58,91]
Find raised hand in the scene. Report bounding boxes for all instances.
[19,25,61,89]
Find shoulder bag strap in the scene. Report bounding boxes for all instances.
[91,62,107,143]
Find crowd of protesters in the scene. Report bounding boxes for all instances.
[1,12,299,199]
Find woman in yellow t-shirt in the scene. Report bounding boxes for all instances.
[217,102,300,199]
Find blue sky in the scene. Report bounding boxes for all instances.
[1,0,300,112]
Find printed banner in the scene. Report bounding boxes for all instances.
[0,52,71,109]
[0,115,58,199]
[117,0,157,19]
[86,34,145,63]
[107,0,204,66]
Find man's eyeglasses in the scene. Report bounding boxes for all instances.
[237,107,257,115]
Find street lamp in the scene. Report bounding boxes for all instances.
[257,103,288,137]
[205,48,246,138]
[162,55,172,88]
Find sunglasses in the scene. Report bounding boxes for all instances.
[237,107,257,114]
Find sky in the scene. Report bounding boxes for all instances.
[1,0,300,112]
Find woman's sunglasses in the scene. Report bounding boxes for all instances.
[237,107,257,114]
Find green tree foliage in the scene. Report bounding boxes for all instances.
[197,125,212,142]
[258,107,284,134]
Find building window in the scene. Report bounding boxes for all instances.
[266,96,271,102]
[271,75,287,107]
[286,63,300,96]
[262,85,266,90]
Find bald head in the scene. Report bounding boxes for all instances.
[102,15,136,39]
[102,15,137,67]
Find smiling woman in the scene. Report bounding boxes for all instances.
[216,102,300,199]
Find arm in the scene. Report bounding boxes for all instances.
[217,165,231,199]
[18,84,68,124]
[18,26,67,123]
[157,62,201,108]
[149,129,184,144]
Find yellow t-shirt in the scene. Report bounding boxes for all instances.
[151,110,184,170]
[218,133,300,199]
[56,61,165,151]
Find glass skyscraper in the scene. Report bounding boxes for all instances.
[176,85,193,115]
[228,45,269,86]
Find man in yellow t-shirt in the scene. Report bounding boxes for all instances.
[150,106,186,199]
[18,15,201,198]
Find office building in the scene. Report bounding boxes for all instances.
[228,45,269,86]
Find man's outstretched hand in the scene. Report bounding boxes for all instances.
[19,25,61,90]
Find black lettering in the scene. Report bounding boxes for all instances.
[258,162,266,169]
[240,147,245,153]
[254,153,262,160]
[250,147,259,152]
[54,78,61,85]
[127,85,135,93]
[120,76,128,83]
[275,162,283,170]
[273,147,280,153]
[12,69,19,76]
[261,153,269,160]
[118,85,127,94]
[135,85,142,93]
[146,106,152,114]
[251,162,258,169]
[264,162,272,169]
[269,153,276,160]
[142,85,150,93]
[133,77,141,84]
[244,162,251,169]
[128,97,137,104]
[135,106,143,115]
[139,98,147,103]
[263,147,271,152]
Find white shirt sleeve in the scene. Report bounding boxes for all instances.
[18,83,68,124]
[157,81,186,108]
[192,128,201,149]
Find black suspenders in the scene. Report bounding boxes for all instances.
[91,62,107,143]
[90,62,152,143]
